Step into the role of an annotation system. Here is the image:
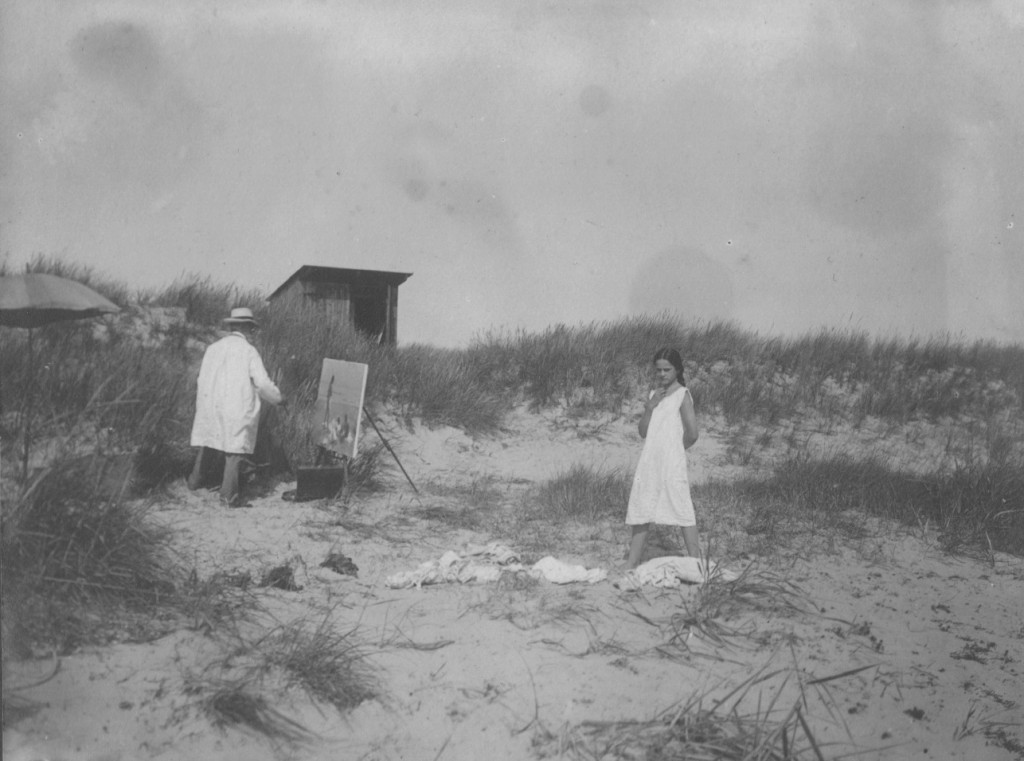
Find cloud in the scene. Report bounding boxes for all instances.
[797,5,952,235]
[2,0,1022,346]
[70,21,161,101]
[629,247,735,322]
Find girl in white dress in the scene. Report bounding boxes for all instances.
[625,348,701,568]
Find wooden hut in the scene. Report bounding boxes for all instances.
[268,265,412,345]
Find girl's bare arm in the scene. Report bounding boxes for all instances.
[680,390,699,449]
[638,389,664,438]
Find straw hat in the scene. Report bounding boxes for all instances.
[223,307,258,326]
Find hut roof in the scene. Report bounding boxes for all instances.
[268,265,412,299]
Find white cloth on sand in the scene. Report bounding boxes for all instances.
[626,386,695,526]
[385,544,520,589]
[384,544,607,588]
[530,556,607,584]
[613,556,738,590]
[190,332,282,454]
[464,541,521,565]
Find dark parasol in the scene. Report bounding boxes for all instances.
[0,273,122,480]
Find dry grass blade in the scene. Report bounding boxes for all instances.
[465,588,600,634]
[805,664,879,687]
[201,681,315,745]
[664,562,808,654]
[258,613,379,712]
[380,623,455,651]
[796,706,827,761]
[181,607,378,750]
[512,652,543,736]
[391,639,454,651]
[546,666,833,761]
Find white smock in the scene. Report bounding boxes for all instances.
[625,386,696,527]
[190,332,282,454]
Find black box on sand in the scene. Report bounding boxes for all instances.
[292,466,346,501]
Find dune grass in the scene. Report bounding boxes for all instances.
[3,254,135,307]
[1,462,172,606]
[711,452,1024,556]
[530,464,633,524]
[4,260,1022,485]
[663,563,807,652]
[469,317,1024,425]
[199,684,314,746]
[3,259,1023,756]
[184,609,378,744]
[541,664,835,761]
[141,273,264,329]
[524,442,1024,560]
[0,452,257,669]
[2,260,1022,659]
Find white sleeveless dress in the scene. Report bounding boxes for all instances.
[625,386,696,527]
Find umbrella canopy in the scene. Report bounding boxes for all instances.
[1,273,122,481]
[0,273,121,328]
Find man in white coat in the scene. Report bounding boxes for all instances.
[187,307,284,506]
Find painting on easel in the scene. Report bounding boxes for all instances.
[313,359,368,461]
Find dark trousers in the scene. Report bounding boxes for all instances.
[188,447,245,505]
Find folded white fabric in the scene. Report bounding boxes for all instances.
[530,556,607,584]
[614,556,738,590]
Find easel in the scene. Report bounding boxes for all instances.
[287,359,419,502]
[362,405,419,496]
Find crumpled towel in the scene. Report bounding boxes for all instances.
[384,546,608,588]
[613,556,739,590]
[385,546,525,589]
[530,556,607,584]
[463,542,521,565]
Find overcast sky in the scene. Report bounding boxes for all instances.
[2,0,1022,346]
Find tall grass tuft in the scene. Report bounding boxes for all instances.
[260,614,378,711]
[531,463,633,523]
[469,314,688,410]
[545,665,832,761]
[141,273,264,329]
[1,458,174,651]
[665,563,806,651]
[1,327,195,486]
[384,343,506,432]
[3,464,170,601]
[185,610,378,743]
[200,684,314,745]
[722,453,1024,555]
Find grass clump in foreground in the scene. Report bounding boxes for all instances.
[1,460,174,653]
[538,664,835,761]
[184,610,378,744]
[0,452,254,658]
[664,563,807,652]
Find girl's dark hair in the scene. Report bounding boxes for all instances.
[653,348,686,386]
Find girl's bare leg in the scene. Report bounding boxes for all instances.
[680,526,701,560]
[627,524,650,568]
